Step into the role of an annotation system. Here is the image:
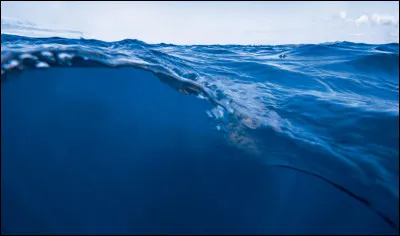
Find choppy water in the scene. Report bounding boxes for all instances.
[1,34,399,234]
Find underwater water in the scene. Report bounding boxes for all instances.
[1,34,399,234]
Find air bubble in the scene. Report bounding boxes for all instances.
[3,60,19,70]
[41,51,53,57]
[36,61,49,68]
[20,53,38,60]
[58,53,73,60]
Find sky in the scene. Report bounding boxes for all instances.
[1,1,399,45]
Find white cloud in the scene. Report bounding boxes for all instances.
[348,33,364,36]
[330,10,399,43]
[371,14,398,26]
[345,12,398,27]
[355,15,369,25]
[340,11,347,19]
[1,16,36,27]
[1,17,83,38]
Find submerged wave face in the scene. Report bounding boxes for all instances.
[1,34,399,234]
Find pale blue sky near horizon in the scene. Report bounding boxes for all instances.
[1,1,399,45]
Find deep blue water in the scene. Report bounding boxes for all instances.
[1,34,399,234]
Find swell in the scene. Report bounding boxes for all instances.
[1,34,399,231]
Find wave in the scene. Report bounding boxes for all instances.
[1,33,399,231]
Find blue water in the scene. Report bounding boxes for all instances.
[1,34,399,234]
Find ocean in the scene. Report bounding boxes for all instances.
[1,34,399,234]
